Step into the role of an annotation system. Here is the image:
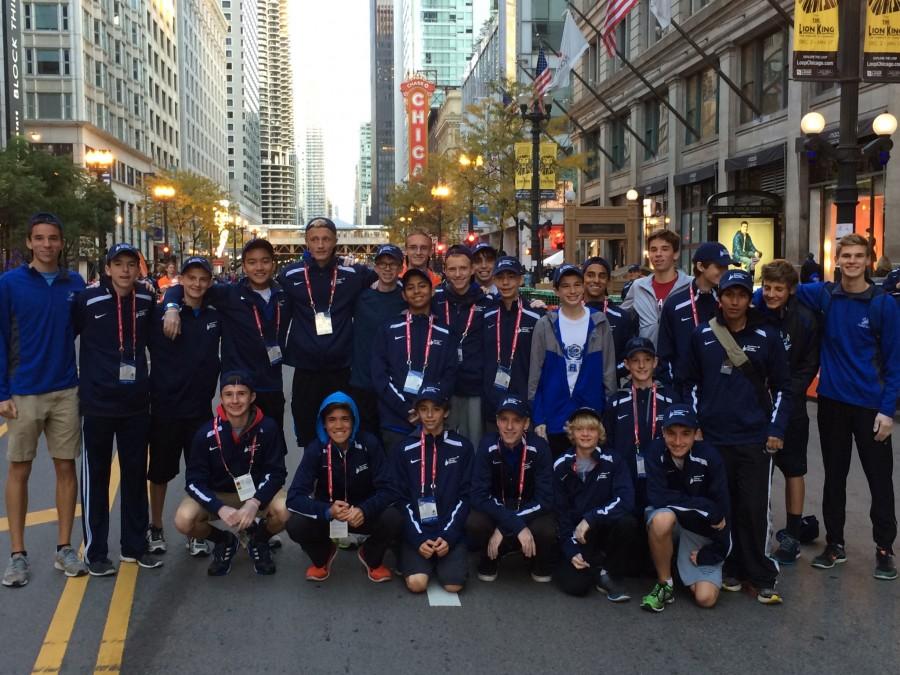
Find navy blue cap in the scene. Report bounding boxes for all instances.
[582,256,611,276]
[414,385,448,407]
[661,404,699,429]
[375,244,403,262]
[718,269,753,294]
[693,242,735,266]
[472,242,497,258]
[29,212,63,232]
[106,242,139,264]
[493,256,524,276]
[496,396,530,418]
[882,268,900,296]
[567,406,602,424]
[401,267,433,287]
[624,336,656,359]
[306,217,337,234]
[445,244,473,260]
[627,264,642,273]
[553,263,583,287]
[220,370,255,393]
[181,256,212,275]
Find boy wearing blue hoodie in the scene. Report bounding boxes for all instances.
[285,392,403,583]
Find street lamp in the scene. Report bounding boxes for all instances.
[152,184,176,255]
[430,183,450,248]
[459,152,484,237]
[519,92,552,283]
[84,149,114,181]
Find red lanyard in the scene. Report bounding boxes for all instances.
[303,265,337,314]
[496,302,523,366]
[445,301,476,341]
[325,441,348,503]
[252,303,281,342]
[688,284,699,327]
[500,442,528,510]
[406,313,434,369]
[603,297,609,314]
[115,290,137,358]
[212,417,258,479]
[419,430,439,497]
[632,383,657,449]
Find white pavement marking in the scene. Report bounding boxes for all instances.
[426,581,461,607]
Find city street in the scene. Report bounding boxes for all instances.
[0,372,898,674]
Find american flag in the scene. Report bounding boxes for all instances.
[533,48,552,98]
[602,0,639,56]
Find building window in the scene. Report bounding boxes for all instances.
[684,67,718,144]
[610,113,630,171]
[584,130,602,181]
[36,49,62,75]
[37,93,63,119]
[740,29,788,123]
[643,0,665,47]
[32,4,60,30]
[643,94,667,160]
[678,178,716,268]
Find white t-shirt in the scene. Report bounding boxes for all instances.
[558,308,590,394]
[253,287,272,303]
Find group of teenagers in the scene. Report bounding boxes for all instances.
[1,213,899,615]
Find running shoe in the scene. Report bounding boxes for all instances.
[186,538,211,557]
[146,527,167,554]
[772,533,801,565]
[476,555,499,582]
[87,558,117,577]
[120,553,164,569]
[357,548,392,583]
[640,582,674,613]
[811,543,847,569]
[54,546,87,577]
[874,547,897,581]
[596,572,631,602]
[756,587,783,605]
[248,538,276,575]
[2,553,29,587]
[722,576,743,592]
[305,544,338,581]
[208,533,238,577]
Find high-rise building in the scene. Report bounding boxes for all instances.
[178,0,229,190]
[304,127,326,219]
[258,0,296,226]
[370,0,394,223]
[355,123,372,226]
[224,0,262,228]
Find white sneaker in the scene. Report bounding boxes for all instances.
[186,538,210,557]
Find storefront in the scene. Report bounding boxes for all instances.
[674,162,717,270]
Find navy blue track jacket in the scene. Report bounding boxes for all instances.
[149,301,221,419]
[675,311,792,445]
[277,257,376,371]
[185,405,287,514]
[0,265,85,400]
[370,312,458,433]
[349,283,407,390]
[603,384,674,512]
[481,299,543,417]
[432,282,493,396]
[164,279,287,393]
[390,429,473,548]
[656,281,718,384]
[645,438,731,566]
[74,282,154,417]
[586,298,639,381]
[553,448,635,561]
[470,431,554,536]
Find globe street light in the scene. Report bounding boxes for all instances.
[431,183,450,248]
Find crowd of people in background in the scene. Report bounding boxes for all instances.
[1,212,898,615]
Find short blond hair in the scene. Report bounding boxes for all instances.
[836,233,869,257]
[564,413,606,446]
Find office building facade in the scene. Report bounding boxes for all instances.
[370,0,394,223]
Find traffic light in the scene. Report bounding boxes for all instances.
[466,232,477,245]
[554,231,565,250]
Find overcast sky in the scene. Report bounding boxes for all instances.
[289,1,491,223]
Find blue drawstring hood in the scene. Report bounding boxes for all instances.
[315,391,360,445]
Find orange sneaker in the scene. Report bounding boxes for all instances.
[305,544,337,582]
[358,548,392,583]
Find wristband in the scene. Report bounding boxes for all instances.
[164,303,180,311]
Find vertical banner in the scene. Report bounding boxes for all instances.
[2,0,24,141]
[792,0,840,80]
[515,142,557,200]
[863,0,900,82]
[514,142,531,196]
[399,77,436,178]
[539,142,557,197]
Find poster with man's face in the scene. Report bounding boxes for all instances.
[717,217,775,282]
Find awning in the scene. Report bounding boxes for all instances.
[725,143,786,172]
[673,162,717,187]
[821,114,879,144]
[542,249,564,266]
[639,177,668,195]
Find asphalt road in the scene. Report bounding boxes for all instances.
[1,373,899,674]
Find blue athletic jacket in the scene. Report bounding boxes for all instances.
[675,311,792,445]
[527,309,617,434]
[390,429,473,548]
[185,404,287,514]
[553,448,634,561]
[149,301,221,419]
[603,383,674,512]
[586,298,639,382]
[164,279,287,393]
[74,282,154,417]
[0,265,85,401]
[795,281,900,416]
[656,281,719,384]
[370,312,458,433]
[432,282,494,397]
[348,283,407,391]
[481,299,543,418]
[470,431,554,536]
[277,257,376,371]
[645,438,731,566]
[285,393,394,522]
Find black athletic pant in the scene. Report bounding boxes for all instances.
[555,513,639,596]
[718,443,778,588]
[466,510,558,576]
[254,391,286,437]
[817,396,897,550]
[81,414,150,563]
[348,386,380,438]
[286,506,404,568]
[291,368,350,446]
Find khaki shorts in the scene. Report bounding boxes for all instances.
[177,489,287,525]
[6,387,81,462]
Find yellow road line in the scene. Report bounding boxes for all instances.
[93,563,138,674]
[32,454,122,675]
[0,506,83,533]
[0,422,8,437]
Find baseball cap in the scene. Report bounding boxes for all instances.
[472,242,497,258]
[401,267,433,287]
[553,263,583,287]
[106,242,140,265]
[29,212,63,233]
[661,404,699,430]
[414,385,448,408]
[306,217,337,235]
[693,242,736,266]
[496,396,530,418]
[624,336,656,359]
[718,269,753,294]
[181,256,212,275]
[567,406,602,425]
[375,244,403,263]
[445,244,473,260]
[220,370,255,393]
[493,256,524,276]
[627,264,641,274]
[582,256,611,276]
[242,237,274,258]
